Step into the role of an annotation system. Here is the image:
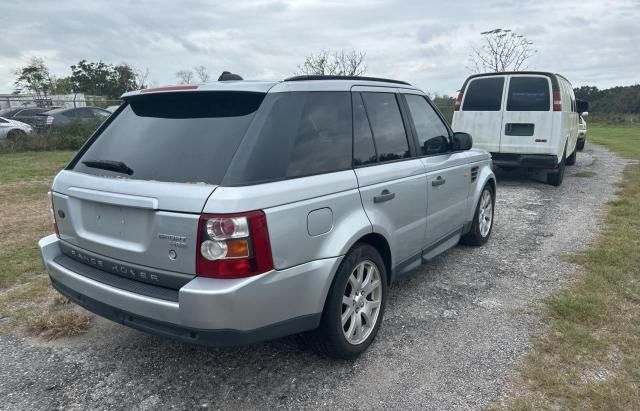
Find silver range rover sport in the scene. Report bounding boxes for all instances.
[39,75,496,359]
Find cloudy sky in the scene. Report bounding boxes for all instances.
[1,0,638,95]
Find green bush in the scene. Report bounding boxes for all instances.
[0,119,101,154]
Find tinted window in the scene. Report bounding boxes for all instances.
[361,92,409,162]
[462,77,504,111]
[223,92,352,185]
[72,92,265,185]
[352,93,377,166]
[92,108,110,118]
[405,94,450,155]
[507,77,550,111]
[62,110,77,118]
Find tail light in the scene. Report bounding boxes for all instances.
[196,211,273,279]
[46,115,54,125]
[553,91,562,111]
[454,91,463,111]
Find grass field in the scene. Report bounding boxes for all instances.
[0,151,92,338]
[499,125,640,410]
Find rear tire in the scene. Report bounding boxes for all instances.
[6,129,26,140]
[546,148,566,186]
[566,147,577,166]
[460,184,495,246]
[305,243,388,359]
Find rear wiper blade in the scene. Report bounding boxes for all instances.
[82,159,134,175]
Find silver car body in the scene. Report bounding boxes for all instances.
[0,116,33,139]
[39,78,495,346]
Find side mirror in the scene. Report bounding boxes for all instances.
[576,99,589,114]
[581,111,589,117]
[452,132,473,151]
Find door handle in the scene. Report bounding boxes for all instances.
[432,176,446,187]
[374,189,395,203]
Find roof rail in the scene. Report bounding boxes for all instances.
[284,75,411,86]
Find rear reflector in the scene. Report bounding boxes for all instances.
[454,91,463,111]
[196,211,273,279]
[553,91,562,111]
[141,85,199,93]
[49,191,59,237]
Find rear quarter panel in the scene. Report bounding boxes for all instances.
[203,171,372,270]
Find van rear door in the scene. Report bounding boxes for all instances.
[452,75,505,153]
[499,75,554,154]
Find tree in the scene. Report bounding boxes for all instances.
[176,70,194,84]
[13,57,53,98]
[49,76,74,95]
[467,28,536,73]
[193,65,210,82]
[297,49,367,76]
[70,60,143,98]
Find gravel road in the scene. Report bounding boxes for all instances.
[0,144,627,410]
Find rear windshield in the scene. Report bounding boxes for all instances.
[507,77,550,111]
[71,92,264,185]
[462,77,504,111]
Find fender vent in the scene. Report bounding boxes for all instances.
[471,166,479,182]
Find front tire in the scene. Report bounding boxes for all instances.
[461,184,495,246]
[577,139,585,151]
[306,243,388,359]
[6,129,26,140]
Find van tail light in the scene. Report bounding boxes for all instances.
[454,91,463,111]
[196,211,274,279]
[49,192,59,237]
[46,115,54,125]
[553,91,562,111]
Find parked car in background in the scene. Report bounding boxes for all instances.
[0,117,33,139]
[452,71,588,186]
[34,106,111,130]
[105,104,122,113]
[577,113,588,151]
[39,76,496,359]
[0,107,49,126]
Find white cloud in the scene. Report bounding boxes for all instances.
[0,0,638,95]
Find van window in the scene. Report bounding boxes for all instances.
[404,94,450,156]
[361,92,410,162]
[352,93,377,166]
[72,92,265,185]
[223,91,352,185]
[462,77,504,111]
[507,77,550,111]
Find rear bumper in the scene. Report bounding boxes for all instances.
[490,152,559,169]
[38,235,341,346]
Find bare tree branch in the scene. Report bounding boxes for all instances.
[175,70,194,84]
[297,49,367,76]
[467,28,536,74]
[193,65,210,83]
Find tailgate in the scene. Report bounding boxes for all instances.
[52,170,215,277]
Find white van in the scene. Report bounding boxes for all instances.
[452,72,587,186]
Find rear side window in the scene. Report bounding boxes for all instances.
[361,92,410,162]
[462,77,504,111]
[352,93,377,166]
[72,92,265,184]
[507,77,550,111]
[404,94,450,156]
[223,92,352,185]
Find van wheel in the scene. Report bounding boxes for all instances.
[546,149,566,186]
[305,243,387,359]
[460,184,494,246]
[577,140,585,151]
[566,148,577,166]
